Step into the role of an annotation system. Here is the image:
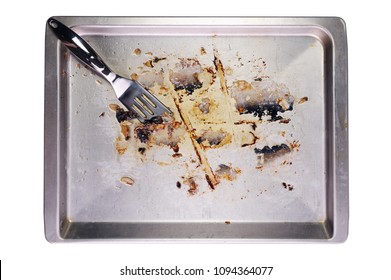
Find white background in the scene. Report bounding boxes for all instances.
[0,0,389,279]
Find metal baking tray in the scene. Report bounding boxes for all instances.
[44,17,348,242]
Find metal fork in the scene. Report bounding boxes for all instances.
[47,17,171,122]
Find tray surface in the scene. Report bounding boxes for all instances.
[44,17,348,242]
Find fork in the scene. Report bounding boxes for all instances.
[47,17,171,122]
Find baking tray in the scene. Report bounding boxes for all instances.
[44,17,348,242]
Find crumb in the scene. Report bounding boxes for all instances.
[120,176,134,186]
[108,104,121,112]
[279,118,291,124]
[133,48,141,55]
[299,97,309,104]
[224,221,231,225]
[130,73,138,80]
[184,177,198,195]
[99,112,105,118]
[176,181,182,189]
[143,60,154,68]
[282,182,294,191]
[200,47,207,55]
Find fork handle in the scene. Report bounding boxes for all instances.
[48,17,115,81]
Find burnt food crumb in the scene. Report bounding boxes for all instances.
[241,102,293,121]
[174,81,203,95]
[116,108,138,123]
[135,127,151,143]
[254,144,290,155]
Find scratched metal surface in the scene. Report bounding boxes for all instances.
[44,17,348,242]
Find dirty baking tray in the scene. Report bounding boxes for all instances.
[44,17,348,242]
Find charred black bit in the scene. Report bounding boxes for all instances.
[135,127,151,143]
[241,103,293,121]
[254,144,291,155]
[99,112,105,118]
[225,221,231,225]
[282,182,294,191]
[208,137,222,146]
[176,181,182,189]
[254,77,263,81]
[196,137,203,144]
[174,80,203,94]
[152,57,167,63]
[138,147,146,155]
[116,108,138,123]
[143,115,163,124]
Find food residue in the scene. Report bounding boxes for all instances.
[107,46,309,195]
[184,177,198,195]
[120,176,134,186]
[282,182,294,191]
[132,48,141,55]
[299,96,309,104]
[215,164,241,181]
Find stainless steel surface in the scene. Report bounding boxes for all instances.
[47,18,171,122]
[44,17,348,242]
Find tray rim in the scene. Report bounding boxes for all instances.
[44,16,348,243]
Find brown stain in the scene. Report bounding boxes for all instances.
[184,177,198,195]
[205,174,215,190]
[213,53,228,94]
[240,132,258,147]
[170,89,219,189]
[232,80,253,91]
[172,153,183,158]
[120,124,130,140]
[115,137,127,155]
[289,140,301,151]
